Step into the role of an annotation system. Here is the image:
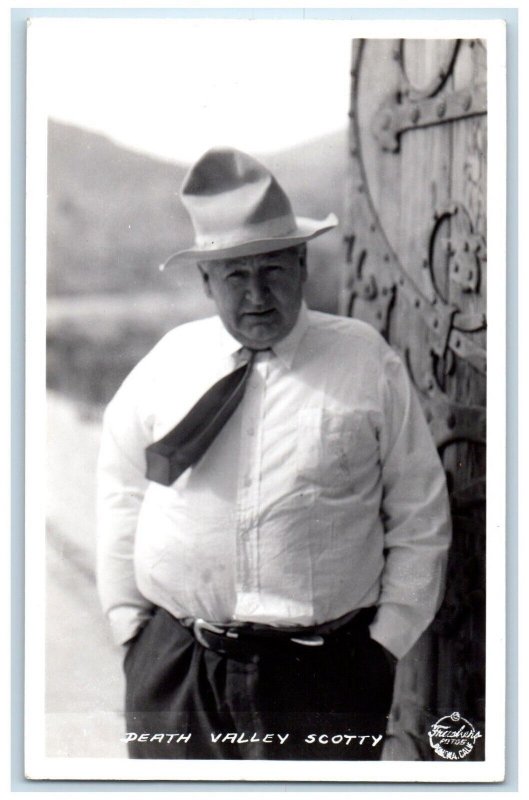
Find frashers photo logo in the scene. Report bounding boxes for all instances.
[428,712,482,760]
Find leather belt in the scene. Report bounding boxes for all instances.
[181,607,376,660]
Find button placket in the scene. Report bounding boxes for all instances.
[235,358,266,597]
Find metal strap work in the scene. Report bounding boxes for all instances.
[372,84,487,153]
[344,39,487,378]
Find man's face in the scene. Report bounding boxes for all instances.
[198,246,307,350]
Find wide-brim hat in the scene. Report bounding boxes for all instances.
[160,147,338,269]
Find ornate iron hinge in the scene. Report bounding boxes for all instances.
[372,85,487,153]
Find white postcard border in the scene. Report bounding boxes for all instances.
[24,15,507,784]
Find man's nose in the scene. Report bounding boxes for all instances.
[246,273,269,305]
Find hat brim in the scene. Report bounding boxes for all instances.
[159,213,338,270]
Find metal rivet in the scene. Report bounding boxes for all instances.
[414,298,420,308]
[399,277,405,286]
[433,319,439,328]
[383,254,390,262]
[455,338,461,348]
[447,414,457,430]
[357,184,364,193]
[350,148,358,158]
[437,101,446,118]
[454,263,459,273]
[370,223,376,232]
[468,270,473,280]
[381,287,388,296]
[462,94,472,112]
[376,311,382,320]
[411,106,420,124]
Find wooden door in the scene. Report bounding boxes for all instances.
[340,39,487,760]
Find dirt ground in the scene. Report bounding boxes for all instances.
[46,392,127,758]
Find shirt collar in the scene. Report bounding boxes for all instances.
[214,301,310,370]
[272,301,309,369]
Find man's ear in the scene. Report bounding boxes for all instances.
[197,263,213,298]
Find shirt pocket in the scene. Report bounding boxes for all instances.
[297,407,376,490]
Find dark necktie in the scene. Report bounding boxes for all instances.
[145,350,255,486]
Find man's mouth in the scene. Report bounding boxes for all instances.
[243,308,276,320]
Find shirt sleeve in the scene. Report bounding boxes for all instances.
[96,361,156,646]
[368,347,452,660]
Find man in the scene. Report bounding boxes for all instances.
[96,147,451,761]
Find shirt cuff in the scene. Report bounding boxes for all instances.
[369,604,428,661]
[108,605,154,646]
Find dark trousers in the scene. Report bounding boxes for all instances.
[124,607,396,760]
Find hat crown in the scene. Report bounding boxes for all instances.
[181,148,296,252]
[184,148,262,195]
[161,146,338,267]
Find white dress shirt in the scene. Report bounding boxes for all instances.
[96,303,451,659]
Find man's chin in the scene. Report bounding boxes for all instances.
[239,322,281,349]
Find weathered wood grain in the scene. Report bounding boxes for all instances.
[342,37,487,760]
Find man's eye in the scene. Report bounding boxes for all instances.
[226,271,244,281]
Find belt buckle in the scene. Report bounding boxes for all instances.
[193,618,230,649]
[290,634,325,647]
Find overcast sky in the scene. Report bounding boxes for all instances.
[27,18,356,163]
